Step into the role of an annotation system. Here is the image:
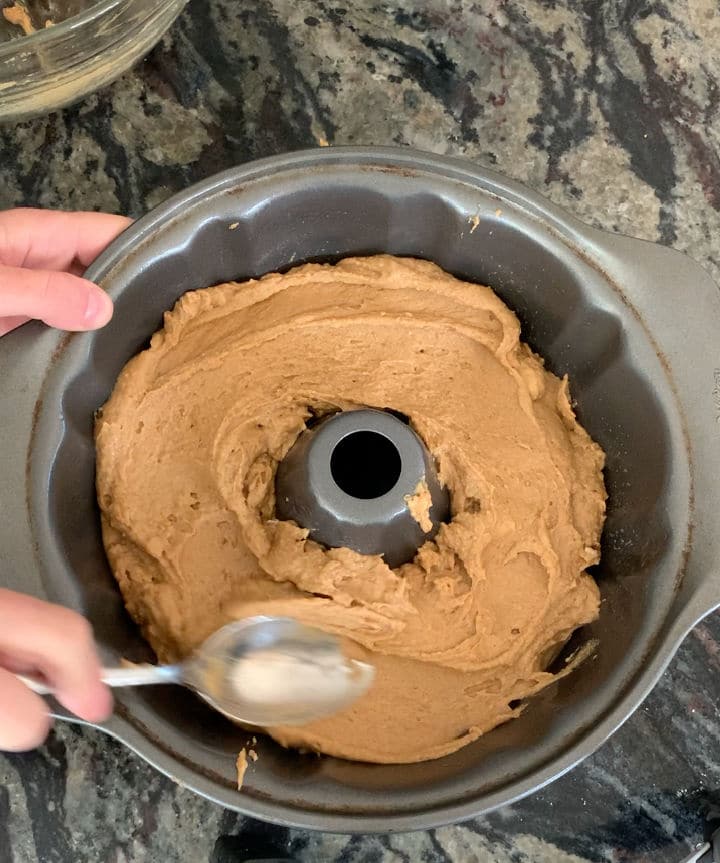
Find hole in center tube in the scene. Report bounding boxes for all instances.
[330,431,402,499]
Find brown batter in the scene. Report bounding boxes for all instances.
[3,3,35,35]
[2,1,90,36]
[96,255,606,764]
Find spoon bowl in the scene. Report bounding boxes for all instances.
[183,617,375,726]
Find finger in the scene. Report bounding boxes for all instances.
[0,209,131,272]
[0,669,52,751]
[0,265,113,330]
[0,591,112,723]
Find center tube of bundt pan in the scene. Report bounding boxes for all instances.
[275,409,449,568]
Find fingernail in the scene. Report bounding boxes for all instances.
[84,288,112,326]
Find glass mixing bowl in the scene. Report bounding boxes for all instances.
[0,0,187,121]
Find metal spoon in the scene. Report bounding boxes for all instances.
[18,616,374,726]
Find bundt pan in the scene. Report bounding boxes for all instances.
[2,148,719,832]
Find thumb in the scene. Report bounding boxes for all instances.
[0,264,113,331]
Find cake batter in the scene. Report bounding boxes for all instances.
[96,255,606,764]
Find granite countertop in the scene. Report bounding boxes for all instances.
[2,0,720,860]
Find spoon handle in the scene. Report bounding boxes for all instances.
[18,664,182,695]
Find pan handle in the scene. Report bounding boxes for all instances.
[583,230,720,616]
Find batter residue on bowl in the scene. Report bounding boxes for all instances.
[95,255,606,764]
[1,0,91,36]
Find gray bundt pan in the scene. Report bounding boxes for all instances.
[1,147,719,832]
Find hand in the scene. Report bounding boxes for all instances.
[0,589,112,750]
[0,208,131,337]
[0,208,122,748]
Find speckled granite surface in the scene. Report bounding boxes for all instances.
[1,0,720,861]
